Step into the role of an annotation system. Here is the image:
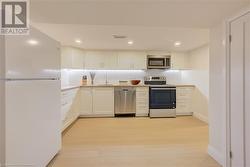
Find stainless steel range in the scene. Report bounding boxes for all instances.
[144,76,176,118]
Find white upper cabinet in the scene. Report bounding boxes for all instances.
[85,51,117,70]
[61,46,85,69]
[117,51,147,70]
[72,48,85,69]
[171,52,191,70]
[61,48,190,70]
[61,47,72,69]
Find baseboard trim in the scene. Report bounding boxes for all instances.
[193,113,208,123]
[207,145,224,166]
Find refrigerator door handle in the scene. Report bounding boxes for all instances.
[5,78,60,81]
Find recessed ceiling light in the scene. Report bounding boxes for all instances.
[75,39,82,44]
[174,41,182,47]
[128,41,134,45]
[27,39,39,45]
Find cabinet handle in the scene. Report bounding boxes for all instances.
[62,102,68,106]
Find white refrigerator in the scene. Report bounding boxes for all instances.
[1,27,61,167]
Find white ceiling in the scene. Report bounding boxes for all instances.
[31,0,249,51]
[33,23,209,51]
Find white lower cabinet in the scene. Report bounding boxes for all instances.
[136,87,149,116]
[80,87,114,117]
[176,87,194,116]
[80,88,93,116]
[61,88,80,131]
[92,88,114,116]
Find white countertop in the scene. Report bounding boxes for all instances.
[61,85,80,91]
[61,84,195,91]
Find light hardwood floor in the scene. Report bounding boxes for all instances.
[48,117,221,167]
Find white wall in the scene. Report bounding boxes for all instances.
[208,23,226,166]
[0,35,5,166]
[182,45,209,123]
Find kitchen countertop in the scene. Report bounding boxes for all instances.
[80,84,195,88]
[61,85,80,91]
[62,84,195,91]
[80,84,150,87]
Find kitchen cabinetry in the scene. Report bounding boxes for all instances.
[93,88,114,116]
[136,87,149,116]
[61,48,191,70]
[61,88,80,131]
[61,46,85,69]
[146,51,190,70]
[176,87,194,116]
[80,88,93,116]
[80,87,114,117]
[85,51,117,70]
[171,52,191,70]
[117,51,147,70]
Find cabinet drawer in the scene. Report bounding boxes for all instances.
[137,92,148,97]
[61,88,78,97]
[177,98,191,103]
[136,100,148,106]
[177,91,193,100]
[137,105,149,110]
[61,95,74,105]
[61,89,78,104]
[177,102,189,108]
[177,88,193,95]
[176,104,189,111]
[61,103,71,121]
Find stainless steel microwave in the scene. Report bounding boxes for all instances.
[147,55,171,69]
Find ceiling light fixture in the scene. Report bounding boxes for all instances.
[27,39,39,45]
[128,41,134,45]
[75,39,82,44]
[174,41,182,47]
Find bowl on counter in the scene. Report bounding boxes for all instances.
[130,80,141,85]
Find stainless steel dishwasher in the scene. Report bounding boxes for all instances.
[115,87,136,115]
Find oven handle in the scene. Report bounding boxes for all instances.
[151,88,176,90]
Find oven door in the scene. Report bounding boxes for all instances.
[147,58,166,69]
[149,87,176,109]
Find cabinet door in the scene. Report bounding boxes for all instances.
[104,51,118,69]
[61,47,84,69]
[92,88,114,116]
[176,87,193,115]
[117,52,147,70]
[136,87,149,116]
[85,51,118,70]
[132,52,147,70]
[117,52,133,69]
[71,48,84,69]
[61,47,73,69]
[80,88,93,115]
[171,52,190,70]
[85,51,106,69]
